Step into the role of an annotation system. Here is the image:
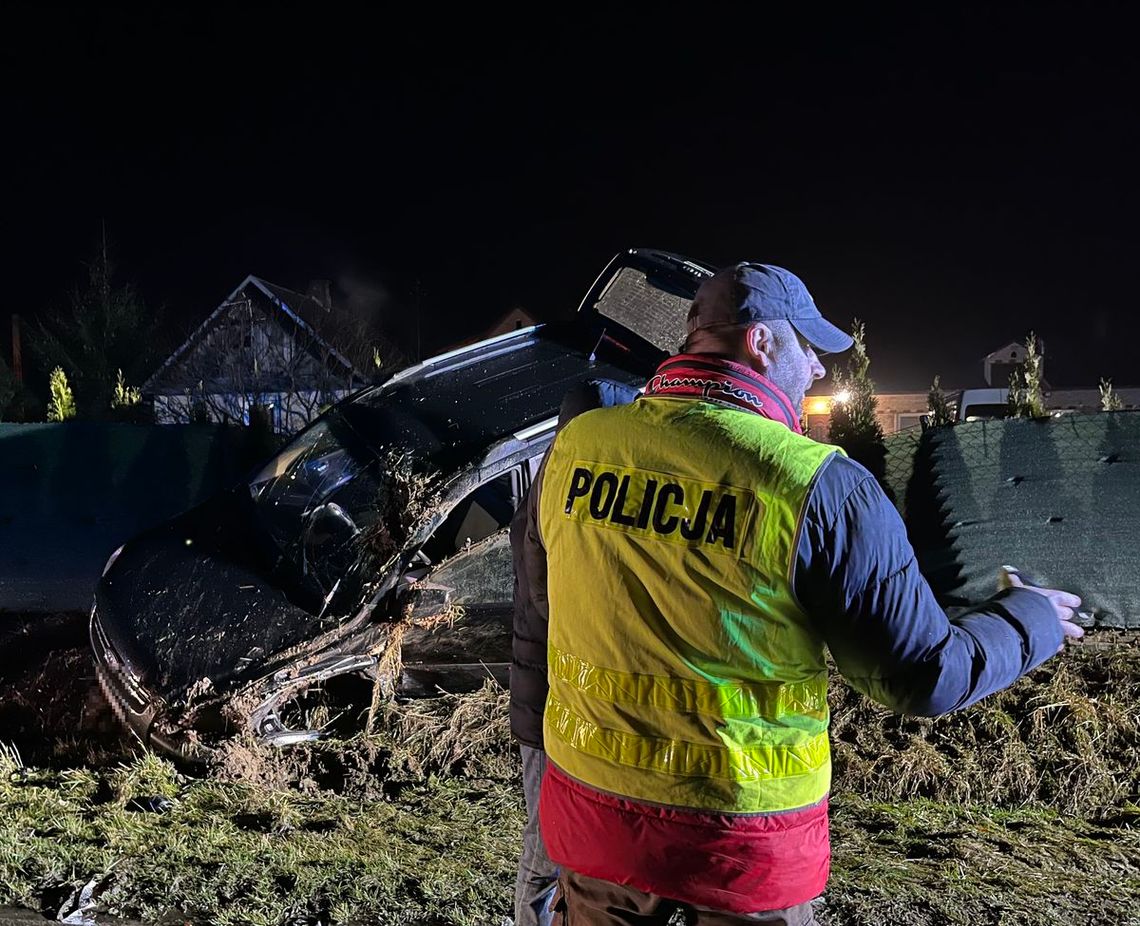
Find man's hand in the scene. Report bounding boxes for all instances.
[999,566,1084,646]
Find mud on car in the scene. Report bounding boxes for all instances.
[91,249,715,760]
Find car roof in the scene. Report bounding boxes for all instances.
[339,248,716,474]
[340,323,649,473]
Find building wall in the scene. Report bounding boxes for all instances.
[803,391,930,439]
[158,299,330,392]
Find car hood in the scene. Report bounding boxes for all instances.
[95,489,335,702]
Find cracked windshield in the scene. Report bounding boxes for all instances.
[249,413,388,609]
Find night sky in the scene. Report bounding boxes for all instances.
[3,5,1137,391]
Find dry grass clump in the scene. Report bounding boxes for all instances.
[205,678,517,802]
[368,601,465,710]
[829,637,1140,814]
[359,449,442,567]
[376,678,518,781]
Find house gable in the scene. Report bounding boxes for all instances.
[144,275,366,396]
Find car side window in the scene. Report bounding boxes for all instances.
[420,466,524,564]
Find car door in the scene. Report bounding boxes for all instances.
[396,460,535,696]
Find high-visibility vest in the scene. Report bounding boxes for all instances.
[540,396,839,816]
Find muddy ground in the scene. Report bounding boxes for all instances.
[0,613,133,770]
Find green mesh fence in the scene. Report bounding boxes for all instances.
[0,423,270,612]
[888,412,1140,629]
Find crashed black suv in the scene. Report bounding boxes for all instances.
[91,249,715,759]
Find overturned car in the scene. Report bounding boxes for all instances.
[91,249,716,759]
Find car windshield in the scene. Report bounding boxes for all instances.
[248,412,396,606]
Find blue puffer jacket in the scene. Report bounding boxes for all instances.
[794,454,1061,715]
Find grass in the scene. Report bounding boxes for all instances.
[0,739,523,925]
[1,641,1139,924]
[825,798,1140,925]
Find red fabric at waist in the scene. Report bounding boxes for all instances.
[539,761,830,914]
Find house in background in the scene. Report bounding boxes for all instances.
[802,391,934,442]
[438,306,540,355]
[143,275,407,434]
[984,340,1040,388]
[481,306,538,339]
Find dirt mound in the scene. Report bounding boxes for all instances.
[4,613,1138,824]
[0,614,136,769]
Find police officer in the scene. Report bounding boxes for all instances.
[521,262,1082,926]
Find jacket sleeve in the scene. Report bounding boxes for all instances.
[521,456,550,623]
[509,460,550,748]
[794,454,1063,716]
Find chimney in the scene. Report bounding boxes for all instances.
[307,279,333,312]
[11,314,23,383]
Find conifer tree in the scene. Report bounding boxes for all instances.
[1099,377,1124,412]
[111,369,142,408]
[47,367,77,421]
[33,239,163,418]
[828,320,887,483]
[1008,333,1048,419]
[926,375,955,427]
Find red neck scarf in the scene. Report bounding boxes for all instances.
[642,354,802,433]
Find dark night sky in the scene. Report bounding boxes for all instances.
[3,4,1138,391]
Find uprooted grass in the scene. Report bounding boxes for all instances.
[207,680,519,799]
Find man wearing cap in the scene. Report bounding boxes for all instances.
[522,262,1082,925]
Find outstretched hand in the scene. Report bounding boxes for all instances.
[1000,567,1084,647]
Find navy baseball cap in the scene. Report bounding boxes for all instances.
[687,262,853,354]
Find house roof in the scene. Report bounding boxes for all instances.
[984,341,1029,363]
[144,275,397,392]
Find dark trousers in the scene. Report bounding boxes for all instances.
[552,868,819,926]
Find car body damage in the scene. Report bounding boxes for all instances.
[92,249,717,759]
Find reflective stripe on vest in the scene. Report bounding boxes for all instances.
[540,397,839,815]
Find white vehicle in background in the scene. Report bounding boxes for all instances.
[956,388,1010,422]
[955,387,1077,422]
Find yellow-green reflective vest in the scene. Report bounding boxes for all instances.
[540,396,841,815]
